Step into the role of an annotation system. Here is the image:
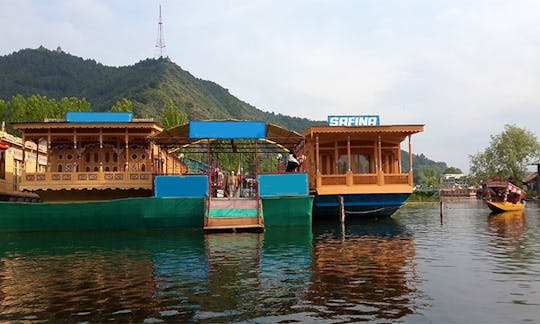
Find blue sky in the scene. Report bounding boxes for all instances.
[1,0,540,172]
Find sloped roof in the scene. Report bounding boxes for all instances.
[150,120,304,153]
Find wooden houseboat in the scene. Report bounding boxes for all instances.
[0,125,45,202]
[0,112,203,232]
[13,112,186,202]
[302,115,424,217]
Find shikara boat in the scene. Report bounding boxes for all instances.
[484,178,526,213]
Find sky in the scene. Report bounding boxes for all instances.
[1,0,540,172]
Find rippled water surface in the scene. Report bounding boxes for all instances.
[1,199,539,323]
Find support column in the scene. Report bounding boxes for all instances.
[73,129,77,173]
[125,130,129,172]
[315,136,321,188]
[377,134,383,185]
[346,135,353,185]
[21,135,26,173]
[408,135,413,186]
[334,140,339,174]
[99,129,103,172]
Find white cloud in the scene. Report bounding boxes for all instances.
[1,0,540,171]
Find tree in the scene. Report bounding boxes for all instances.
[160,100,187,129]
[469,124,540,184]
[443,167,463,174]
[110,98,133,112]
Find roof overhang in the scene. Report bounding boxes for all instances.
[150,120,304,153]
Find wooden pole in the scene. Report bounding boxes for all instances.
[339,195,345,223]
[440,199,443,224]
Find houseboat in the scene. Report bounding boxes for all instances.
[0,124,45,202]
[302,115,424,217]
[0,112,201,232]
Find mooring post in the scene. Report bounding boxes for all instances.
[440,199,443,224]
[339,195,345,223]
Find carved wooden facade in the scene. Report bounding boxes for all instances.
[13,118,186,201]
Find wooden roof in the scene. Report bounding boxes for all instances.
[303,125,424,143]
[150,121,304,153]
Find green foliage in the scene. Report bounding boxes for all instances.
[469,125,540,185]
[0,94,90,135]
[407,190,440,202]
[414,167,442,188]
[160,100,187,129]
[443,167,463,174]
[110,98,133,112]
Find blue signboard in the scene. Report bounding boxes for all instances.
[189,120,266,139]
[327,115,380,126]
[66,112,133,123]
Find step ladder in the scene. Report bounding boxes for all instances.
[204,197,264,232]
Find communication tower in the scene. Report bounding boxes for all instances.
[155,4,166,58]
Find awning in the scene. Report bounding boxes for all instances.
[149,120,304,153]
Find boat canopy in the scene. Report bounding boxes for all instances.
[150,120,304,153]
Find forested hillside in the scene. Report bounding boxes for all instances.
[0,47,322,131]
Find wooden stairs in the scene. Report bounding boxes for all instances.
[204,198,263,232]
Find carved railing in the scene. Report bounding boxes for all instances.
[21,171,153,190]
[318,172,411,187]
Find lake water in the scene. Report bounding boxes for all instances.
[1,199,539,323]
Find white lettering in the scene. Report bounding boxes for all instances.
[327,115,380,126]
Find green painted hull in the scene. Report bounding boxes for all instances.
[261,195,313,227]
[0,197,204,232]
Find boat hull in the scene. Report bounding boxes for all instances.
[0,197,205,232]
[313,193,410,218]
[486,200,525,213]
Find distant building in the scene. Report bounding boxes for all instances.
[523,160,540,195]
[440,173,468,189]
[0,127,46,201]
[439,173,476,197]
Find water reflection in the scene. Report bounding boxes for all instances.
[306,218,421,322]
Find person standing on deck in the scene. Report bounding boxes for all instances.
[286,153,300,172]
[228,171,238,198]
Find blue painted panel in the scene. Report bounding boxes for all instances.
[189,120,266,139]
[154,175,208,198]
[258,173,308,197]
[66,112,133,123]
[314,193,409,208]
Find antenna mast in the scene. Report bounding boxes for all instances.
[155,4,166,58]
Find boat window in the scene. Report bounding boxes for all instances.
[0,151,5,179]
[141,164,146,171]
[105,152,110,162]
[57,164,62,172]
[113,153,118,162]
[352,154,370,174]
[85,153,90,163]
[337,155,348,174]
[94,152,98,163]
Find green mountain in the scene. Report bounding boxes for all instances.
[0,47,322,131]
[0,47,453,178]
